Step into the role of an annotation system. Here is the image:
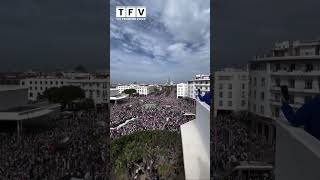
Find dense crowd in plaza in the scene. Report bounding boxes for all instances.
[211,114,275,178]
[110,88,196,139]
[0,110,108,180]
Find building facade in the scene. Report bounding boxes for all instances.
[176,83,188,98]
[214,68,249,115]
[20,75,109,104]
[187,74,210,99]
[116,84,156,96]
[249,40,320,120]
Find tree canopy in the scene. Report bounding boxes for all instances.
[44,86,85,105]
[123,88,137,96]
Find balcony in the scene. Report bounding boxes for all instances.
[270,70,320,77]
[270,86,319,94]
[180,99,210,180]
[275,118,320,180]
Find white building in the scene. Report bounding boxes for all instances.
[20,74,109,104]
[249,40,320,119]
[187,74,210,99]
[116,84,156,96]
[214,68,249,116]
[176,83,188,98]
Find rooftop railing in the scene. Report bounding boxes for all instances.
[275,118,320,180]
[180,98,210,180]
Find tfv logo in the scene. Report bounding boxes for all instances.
[116,6,146,21]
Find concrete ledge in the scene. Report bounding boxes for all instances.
[180,99,210,180]
[181,120,210,180]
[275,119,320,180]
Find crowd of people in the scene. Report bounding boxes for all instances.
[211,114,275,178]
[0,110,108,180]
[110,87,196,139]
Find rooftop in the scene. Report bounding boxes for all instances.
[0,106,37,112]
[0,85,27,91]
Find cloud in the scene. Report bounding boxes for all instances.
[110,0,210,83]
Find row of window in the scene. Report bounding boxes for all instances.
[250,77,266,87]
[249,90,265,101]
[272,93,313,104]
[274,78,315,89]
[22,80,64,86]
[218,90,247,99]
[218,100,246,107]
[249,103,265,115]
[273,63,315,72]
[218,83,232,90]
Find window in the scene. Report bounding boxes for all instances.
[61,81,64,85]
[228,92,232,98]
[305,79,313,89]
[30,81,33,84]
[275,78,281,87]
[29,87,32,90]
[21,81,25,85]
[261,78,265,87]
[219,92,223,98]
[241,100,246,107]
[305,64,313,72]
[40,81,42,85]
[242,83,245,89]
[56,81,58,85]
[45,81,47,84]
[228,101,232,106]
[29,92,33,97]
[289,64,296,72]
[35,81,37,85]
[228,84,232,90]
[35,87,38,90]
[289,79,295,88]
[260,105,264,114]
[241,91,245,98]
[261,92,265,100]
[275,63,280,71]
[219,100,223,106]
[50,81,53,85]
[254,77,257,87]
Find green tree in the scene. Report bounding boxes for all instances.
[123,88,137,96]
[43,86,85,108]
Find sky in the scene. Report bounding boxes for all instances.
[213,0,320,71]
[110,0,210,84]
[0,0,107,72]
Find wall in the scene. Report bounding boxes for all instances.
[275,119,320,180]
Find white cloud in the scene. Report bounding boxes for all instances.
[110,0,210,83]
